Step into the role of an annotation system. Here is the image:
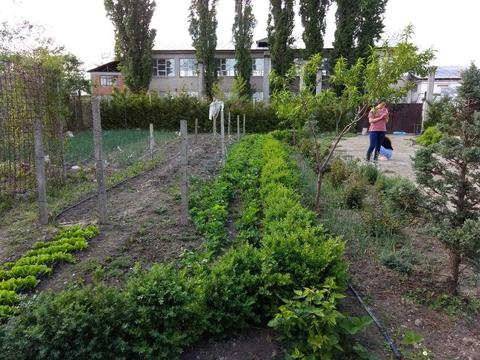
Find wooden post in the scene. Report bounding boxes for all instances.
[92,97,107,224]
[33,117,48,225]
[220,109,225,163]
[195,118,198,142]
[237,115,240,140]
[228,112,231,139]
[243,113,246,135]
[149,123,154,160]
[180,120,189,226]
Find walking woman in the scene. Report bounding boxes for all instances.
[366,102,389,161]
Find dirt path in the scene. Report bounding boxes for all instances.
[337,135,419,181]
[37,134,222,292]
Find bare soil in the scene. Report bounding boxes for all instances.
[345,227,480,360]
[36,134,222,292]
[182,328,284,360]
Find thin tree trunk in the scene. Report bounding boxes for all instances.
[313,105,367,214]
[315,171,324,212]
[447,250,460,295]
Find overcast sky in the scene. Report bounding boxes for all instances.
[1,0,479,71]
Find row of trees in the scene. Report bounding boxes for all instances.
[104,0,389,99]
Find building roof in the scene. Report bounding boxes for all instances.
[413,66,466,80]
[435,66,465,79]
[87,61,120,73]
[256,37,269,48]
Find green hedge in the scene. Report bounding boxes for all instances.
[100,91,281,133]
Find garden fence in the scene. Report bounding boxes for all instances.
[0,61,64,196]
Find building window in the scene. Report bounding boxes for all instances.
[438,85,450,96]
[180,59,198,77]
[100,75,117,86]
[216,58,236,77]
[252,58,264,76]
[152,58,175,77]
[253,91,264,102]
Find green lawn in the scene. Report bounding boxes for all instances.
[65,129,176,166]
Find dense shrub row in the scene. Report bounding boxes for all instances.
[100,91,281,133]
[0,225,98,319]
[0,136,357,359]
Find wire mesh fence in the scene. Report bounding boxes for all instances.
[0,61,64,195]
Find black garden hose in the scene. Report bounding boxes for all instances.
[53,149,182,222]
[348,282,403,359]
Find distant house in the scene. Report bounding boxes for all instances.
[88,48,272,102]
[404,66,465,103]
[88,61,126,96]
[88,39,337,102]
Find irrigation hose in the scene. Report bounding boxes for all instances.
[348,282,403,359]
[53,148,184,222]
[53,136,225,222]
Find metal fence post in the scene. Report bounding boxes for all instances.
[33,117,48,225]
[92,97,107,223]
[180,120,189,226]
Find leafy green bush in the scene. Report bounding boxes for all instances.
[204,244,265,335]
[416,126,442,146]
[326,158,350,188]
[343,173,368,209]
[126,264,204,358]
[268,281,371,359]
[0,285,135,360]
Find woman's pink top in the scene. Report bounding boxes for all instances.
[368,107,388,132]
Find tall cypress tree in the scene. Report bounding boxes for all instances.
[300,0,331,93]
[332,0,359,65]
[267,0,295,78]
[189,0,218,100]
[232,0,256,99]
[300,0,331,59]
[104,0,156,94]
[355,0,388,59]
[332,0,388,64]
